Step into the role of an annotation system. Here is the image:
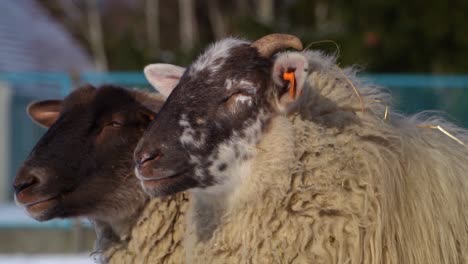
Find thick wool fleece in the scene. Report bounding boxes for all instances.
[105,192,189,264]
[188,51,468,263]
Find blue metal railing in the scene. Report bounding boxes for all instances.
[364,74,468,88]
[5,72,468,97]
[0,72,73,97]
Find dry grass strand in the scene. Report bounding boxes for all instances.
[417,124,466,146]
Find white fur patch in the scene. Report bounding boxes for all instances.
[179,114,206,149]
[189,155,202,166]
[234,95,253,106]
[190,38,248,75]
[225,79,257,92]
[238,80,256,90]
[225,79,234,90]
[204,110,267,194]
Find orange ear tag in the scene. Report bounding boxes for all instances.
[282,71,296,99]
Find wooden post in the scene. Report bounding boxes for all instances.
[257,0,274,25]
[146,0,161,56]
[86,0,108,71]
[0,84,11,203]
[179,0,198,53]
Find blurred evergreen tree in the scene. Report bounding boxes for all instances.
[39,0,468,73]
[334,0,468,73]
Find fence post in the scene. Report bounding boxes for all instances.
[0,83,12,203]
[71,219,87,252]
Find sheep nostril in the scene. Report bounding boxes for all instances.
[13,177,38,194]
[137,152,160,168]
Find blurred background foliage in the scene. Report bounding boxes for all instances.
[38,0,468,73]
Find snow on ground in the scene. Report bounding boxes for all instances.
[0,254,93,264]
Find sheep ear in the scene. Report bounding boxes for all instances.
[144,64,185,98]
[271,52,309,111]
[27,100,62,128]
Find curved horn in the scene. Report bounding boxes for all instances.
[251,34,303,58]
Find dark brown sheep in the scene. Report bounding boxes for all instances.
[13,84,164,256]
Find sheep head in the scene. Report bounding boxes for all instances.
[135,34,307,197]
[13,85,165,223]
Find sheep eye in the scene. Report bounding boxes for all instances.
[223,90,252,102]
[224,92,241,101]
[111,122,123,127]
[221,92,254,112]
[106,121,123,128]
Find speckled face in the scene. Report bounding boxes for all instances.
[134,39,275,196]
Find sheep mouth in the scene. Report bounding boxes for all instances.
[136,165,188,181]
[140,170,187,184]
[24,195,58,207]
[22,195,60,216]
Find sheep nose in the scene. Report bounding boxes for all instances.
[13,168,40,194]
[135,151,160,168]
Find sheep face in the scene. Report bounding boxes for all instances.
[135,35,305,197]
[14,85,161,222]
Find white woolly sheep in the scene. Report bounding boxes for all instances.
[136,34,468,263]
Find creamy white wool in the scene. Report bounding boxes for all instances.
[185,50,468,264]
[105,193,189,264]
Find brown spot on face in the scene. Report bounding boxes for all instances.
[195,117,206,125]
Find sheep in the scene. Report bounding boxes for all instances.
[13,83,189,263]
[135,34,468,263]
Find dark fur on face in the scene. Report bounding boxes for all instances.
[14,85,163,235]
[135,39,277,197]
